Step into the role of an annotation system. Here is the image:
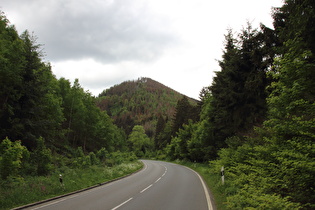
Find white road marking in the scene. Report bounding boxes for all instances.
[31,199,66,210]
[184,166,213,210]
[140,184,153,193]
[111,197,133,210]
[30,193,83,209]
[155,177,161,183]
[142,161,148,171]
[162,169,167,177]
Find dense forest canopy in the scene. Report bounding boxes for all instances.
[0,0,314,208]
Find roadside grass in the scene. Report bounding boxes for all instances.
[0,161,143,210]
[171,160,229,210]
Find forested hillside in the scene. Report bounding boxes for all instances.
[96,77,199,138]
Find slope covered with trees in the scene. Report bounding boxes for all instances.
[96,77,198,139]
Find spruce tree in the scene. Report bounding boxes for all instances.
[0,13,25,141]
[209,26,269,149]
[154,115,166,149]
[171,96,198,137]
[210,30,241,147]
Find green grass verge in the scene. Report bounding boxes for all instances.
[0,161,143,210]
[171,160,228,210]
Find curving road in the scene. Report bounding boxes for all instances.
[25,160,213,210]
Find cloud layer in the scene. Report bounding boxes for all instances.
[3,0,178,63]
[1,0,283,99]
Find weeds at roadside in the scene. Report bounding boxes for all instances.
[0,161,143,210]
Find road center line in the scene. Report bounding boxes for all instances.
[143,161,148,171]
[155,177,161,183]
[30,192,84,209]
[111,197,133,210]
[140,184,153,193]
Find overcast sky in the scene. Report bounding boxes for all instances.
[1,0,283,99]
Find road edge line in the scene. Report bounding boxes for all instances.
[184,166,213,210]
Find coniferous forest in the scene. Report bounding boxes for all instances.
[0,0,314,209]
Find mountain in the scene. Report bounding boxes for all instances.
[96,77,198,138]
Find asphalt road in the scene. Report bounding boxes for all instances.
[25,160,213,210]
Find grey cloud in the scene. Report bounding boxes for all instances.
[2,0,179,63]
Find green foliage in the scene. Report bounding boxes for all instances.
[186,93,216,161]
[96,147,108,162]
[188,120,215,161]
[226,187,301,210]
[210,135,315,209]
[273,0,315,54]
[0,16,64,149]
[259,38,315,208]
[31,137,53,176]
[209,26,269,150]
[89,152,99,165]
[154,115,166,149]
[155,119,172,149]
[0,13,25,141]
[166,120,197,160]
[14,31,64,148]
[128,125,153,157]
[0,138,29,179]
[266,39,315,142]
[0,161,142,210]
[56,77,128,152]
[106,151,138,166]
[171,96,199,136]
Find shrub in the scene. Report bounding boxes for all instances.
[0,138,29,179]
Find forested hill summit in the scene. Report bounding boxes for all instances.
[96,77,199,137]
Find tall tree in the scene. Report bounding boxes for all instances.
[0,18,63,149]
[273,0,315,55]
[154,115,166,149]
[264,2,315,205]
[15,31,63,149]
[210,30,241,148]
[167,120,197,160]
[209,25,269,150]
[128,125,152,157]
[0,13,25,141]
[171,96,198,137]
[188,89,216,161]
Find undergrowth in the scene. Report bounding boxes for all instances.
[0,161,143,210]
